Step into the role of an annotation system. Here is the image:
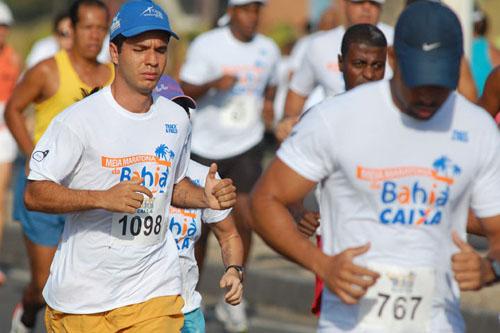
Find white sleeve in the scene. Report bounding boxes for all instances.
[289,53,316,97]
[179,37,215,85]
[202,207,232,224]
[25,39,55,69]
[289,37,308,71]
[277,108,335,182]
[28,119,84,184]
[26,44,46,69]
[267,45,281,87]
[470,124,500,218]
[175,128,192,184]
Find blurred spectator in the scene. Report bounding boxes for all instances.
[95,0,125,64]
[25,12,73,69]
[0,0,21,286]
[25,0,121,69]
[273,38,295,126]
[478,66,500,120]
[180,1,280,331]
[471,4,500,95]
[288,5,341,82]
[276,0,393,142]
[274,6,341,121]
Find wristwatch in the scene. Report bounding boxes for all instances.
[487,257,500,284]
[225,265,245,282]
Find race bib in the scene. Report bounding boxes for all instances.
[358,264,435,333]
[220,95,259,129]
[111,193,169,247]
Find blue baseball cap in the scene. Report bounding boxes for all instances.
[110,0,178,41]
[154,75,196,110]
[394,1,463,89]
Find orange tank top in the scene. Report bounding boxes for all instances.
[0,45,20,102]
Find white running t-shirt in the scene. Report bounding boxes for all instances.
[290,23,394,99]
[168,160,231,314]
[28,86,192,314]
[278,81,500,333]
[180,27,280,159]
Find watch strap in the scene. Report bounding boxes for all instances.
[225,265,244,282]
[488,257,500,283]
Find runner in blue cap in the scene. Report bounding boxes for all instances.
[23,1,237,332]
[252,2,500,332]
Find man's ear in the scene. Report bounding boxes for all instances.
[338,54,344,73]
[109,42,119,65]
[387,46,396,71]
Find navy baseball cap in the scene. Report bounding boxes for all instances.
[394,1,463,89]
[110,0,178,41]
[154,75,196,110]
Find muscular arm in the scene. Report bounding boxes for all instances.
[263,85,277,131]
[274,90,308,142]
[181,75,237,101]
[24,180,102,213]
[25,178,152,214]
[4,60,56,156]
[251,158,328,276]
[467,210,485,236]
[478,67,500,118]
[457,57,477,103]
[283,89,307,119]
[180,81,216,101]
[171,177,209,209]
[172,168,236,210]
[210,214,244,267]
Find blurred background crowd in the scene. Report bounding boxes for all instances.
[0,1,499,332]
[2,0,500,86]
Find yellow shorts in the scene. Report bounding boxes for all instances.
[45,295,184,333]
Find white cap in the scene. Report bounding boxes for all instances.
[0,1,13,26]
[218,0,266,26]
[228,0,267,7]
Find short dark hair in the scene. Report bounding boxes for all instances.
[111,34,126,52]
[341,24,387,57]
[53,11,70,33]
[69,0,109,27]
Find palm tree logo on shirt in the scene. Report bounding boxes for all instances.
[155,144,175,162]
[432,156,461,178]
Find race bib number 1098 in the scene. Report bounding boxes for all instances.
[111,195,168,247]
[358,264,435,333]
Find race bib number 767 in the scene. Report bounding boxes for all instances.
[358,264,435,333]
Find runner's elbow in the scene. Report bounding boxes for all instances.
[24,181,41,211]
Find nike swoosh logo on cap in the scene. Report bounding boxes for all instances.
[422,42,441,51]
